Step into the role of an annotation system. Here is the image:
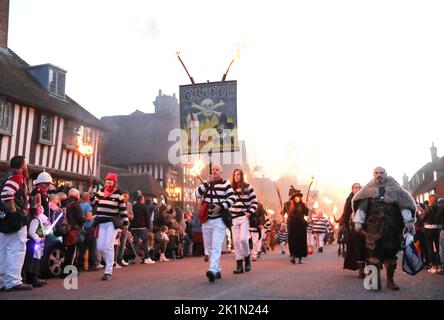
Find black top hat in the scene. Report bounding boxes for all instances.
[289,185,303,197]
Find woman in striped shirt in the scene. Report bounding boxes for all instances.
[89,173,128,281]
[230,169,258,274]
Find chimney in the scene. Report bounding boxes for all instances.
[0,0,9,49]
[431,142,438,162]
[402,173,409,190]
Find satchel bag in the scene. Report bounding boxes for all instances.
[0,207,25,234]
[75,226,87,245]
[111,216,123,229]
[220,207,232,229]
[402,233,424,276]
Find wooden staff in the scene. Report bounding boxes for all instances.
[176,51,195,85]
[273,181,283,211]
[305,175,314,204]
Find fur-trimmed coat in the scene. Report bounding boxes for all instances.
[352,176,416,214]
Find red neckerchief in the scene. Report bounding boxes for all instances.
[104,185,117,198]
[36,184,48,196]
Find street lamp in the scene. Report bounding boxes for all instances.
[77,141,94,188]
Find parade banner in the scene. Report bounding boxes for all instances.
[179,81,239,154]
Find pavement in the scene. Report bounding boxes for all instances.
[1,244,443,300]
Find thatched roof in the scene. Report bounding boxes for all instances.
[0,48,106,130]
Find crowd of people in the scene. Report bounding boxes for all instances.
[1,155,440,292]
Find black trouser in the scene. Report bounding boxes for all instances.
[77,228,97,269]
[425,229,441,265]
[132,228,149,259]
[23,240,41,282]
[414,231,428,264]
[63,245,77,273]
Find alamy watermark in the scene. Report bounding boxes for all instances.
[168,124,245,166]
[363,265,378,290]
[63,265,78,290]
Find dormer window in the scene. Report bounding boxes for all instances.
[27,64,67,99]
[48,68,66,98]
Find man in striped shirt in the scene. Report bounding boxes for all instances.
[0,156,33,291]
[89,173,128,281]
[312,211,329,253]
[195,163,236,282]
[230,169,258,274]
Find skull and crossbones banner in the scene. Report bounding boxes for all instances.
[179,81,239,154]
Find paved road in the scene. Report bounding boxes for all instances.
[1,244,443,300]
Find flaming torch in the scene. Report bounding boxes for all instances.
[222,49,241,82]
[77,137,94,187]
[306,175,314,204]
[190,160,205,183]
[176,50,195,85]
[271,175,283,212]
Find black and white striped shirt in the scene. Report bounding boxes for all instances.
[311,216,328,233]
[195,179,236,219]
[91,189,129,226]
[264,215,271,233]
[229,183,259,219]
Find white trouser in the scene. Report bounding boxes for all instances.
[250,231,262,259]
[0,226,27,289]
[314,232,325,248]
[280,241,287,252]
[202,218,226,273]
[307,232,315,246]
[231,216,250,260]
[96,222,119,275]
[261,229,267,248]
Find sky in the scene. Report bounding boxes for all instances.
[7,0,444,204]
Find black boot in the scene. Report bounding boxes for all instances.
[32,278,48,288]
[233,260,244,274]
[244,256,251,272]
[384,260,400,290]
[357,262,365,279]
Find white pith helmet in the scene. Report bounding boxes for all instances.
[34,171,53,185]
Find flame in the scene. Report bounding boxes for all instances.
[190,160,205,177]
[333,205,338,215]
[271,175,280,182]
[284,213,288,219]
[323,197,332,205]
[266,209,275,215]
[313,201,319,209]
[77,135,93,156]
[234,49,241,62]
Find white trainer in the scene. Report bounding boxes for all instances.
[144,258,156,264]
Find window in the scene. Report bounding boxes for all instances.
[39,114,53,144]
[63,120,78,150]
[63,122,93,151]
[0,98,13,134]
[48,68,66,98]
